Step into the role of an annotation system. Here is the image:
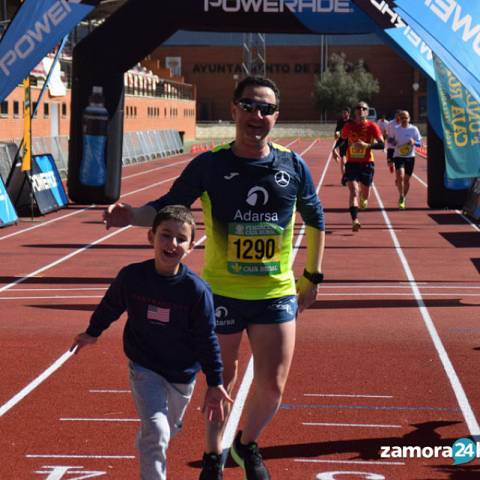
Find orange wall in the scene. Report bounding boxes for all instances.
[0,87,196,141]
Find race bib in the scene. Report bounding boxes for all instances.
[349,143,368,159]
[398,143,413,156]
[227,222,283,275]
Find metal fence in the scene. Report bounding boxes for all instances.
[0,129,183,183]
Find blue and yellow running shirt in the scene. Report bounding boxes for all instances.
[147,142,325,300]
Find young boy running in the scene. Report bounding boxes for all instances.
[71,205,232,480]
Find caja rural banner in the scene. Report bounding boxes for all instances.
[394,0,480,104]
[0,0,100,103]
[433,54,480,180]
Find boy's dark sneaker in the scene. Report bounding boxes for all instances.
[199,452,223,480]
[230,431,271,480]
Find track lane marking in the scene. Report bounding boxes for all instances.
[0,155,196,242]
[0,350,75,417]
[26,454,135,459]
[294,459,405,466]
[304,393,393,399]
[372,184,480,436]
[303,422,402,428]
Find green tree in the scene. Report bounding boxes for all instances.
[314,53,380,119]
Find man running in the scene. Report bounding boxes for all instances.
[390,110,422,209]
[103,76,326,480]
[333,101,384,231]
[333,107,354,186]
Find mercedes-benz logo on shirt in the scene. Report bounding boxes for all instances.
[246,186,269,206]
[215,306,228,318]
[275,170,291,187]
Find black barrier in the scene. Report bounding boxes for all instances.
[8,154,68,215]
[426,122,470,209]
[463,179,480,222]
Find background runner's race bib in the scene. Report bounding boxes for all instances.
[349,144,368,158]
[398,143,413,156]
[227,222,283,275]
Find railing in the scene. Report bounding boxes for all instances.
[0,129,184,183]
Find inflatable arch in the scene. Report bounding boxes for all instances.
[67,0,467,208]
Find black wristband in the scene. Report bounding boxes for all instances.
[303,269,324,284]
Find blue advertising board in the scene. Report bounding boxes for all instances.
[30,154,68,214]
[0,175,18,227]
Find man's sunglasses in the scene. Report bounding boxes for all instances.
[236,98,278,116]
[356,106,368,111]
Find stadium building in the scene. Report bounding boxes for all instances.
[149,32,427,122]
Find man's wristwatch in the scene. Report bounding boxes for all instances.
[303,269,324,284]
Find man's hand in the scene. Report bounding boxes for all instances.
[353,140,369,149]
[103,203,134,229]
[332,150,341,163]
[70,333,97,354]
[202,385,234,423]
[296,275,318,313]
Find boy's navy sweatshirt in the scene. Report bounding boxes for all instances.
[86,260,223,387]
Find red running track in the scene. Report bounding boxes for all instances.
[0,139,479,480]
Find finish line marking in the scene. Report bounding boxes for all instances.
[304,393,393,399]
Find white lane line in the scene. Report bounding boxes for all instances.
[0,295,104,300]
[412,173,480,232]
[8,287,108,291]
[0,207,94,241]
[304,393,393,399]
[0,350,75,417]
[0,154,195,242]
[294,458,405,466]
[60,418,139,422]
[221,138,330,450]
[5,283,480,292]
[26,454,135,459]
[303,422,402,428]
[4,292,478,302]
[314,293,480,296]
[0,227,131,294]
[373,184,480,436]
[412,173,427,188]
[455,210,480,232]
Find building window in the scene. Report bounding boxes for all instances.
[0,100,8,117]
[61,103,67,117]
[33,102,38,118]
[13,101,19,118]
[44,102,49,118]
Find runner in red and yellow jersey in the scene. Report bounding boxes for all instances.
[333,101,384,231]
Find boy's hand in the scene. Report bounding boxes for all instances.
[70,333,97,354]
[202,385,234,422]
[388,161,395,174]
[332,150,340,163]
